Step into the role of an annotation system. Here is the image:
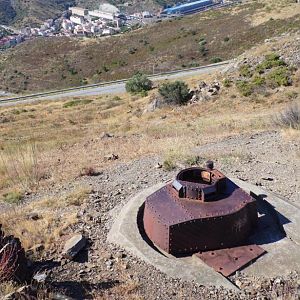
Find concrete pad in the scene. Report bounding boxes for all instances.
[108,179,300,289]
[107,183,236,289]
[230,178,300,278]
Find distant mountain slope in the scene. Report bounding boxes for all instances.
[0,0,16,25]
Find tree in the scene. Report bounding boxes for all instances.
[125,72,153,94]
[158,81,190,105]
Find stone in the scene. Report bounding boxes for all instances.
[154,163,163,169]
[104,153,119,161]
[62,234,86,260]
[27,243,44,256]
[101,132,114,139]
[33,272,48,283]
[27,212,39,220]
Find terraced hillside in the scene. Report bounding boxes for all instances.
[0,1,299,93]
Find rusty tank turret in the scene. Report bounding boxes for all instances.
[143,162,259,256]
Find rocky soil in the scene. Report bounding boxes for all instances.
[12,129,298,299]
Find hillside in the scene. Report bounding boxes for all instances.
[0,29,299,298]
[0,0,76,27]
[0,0,176,27]
[0,1,299,94]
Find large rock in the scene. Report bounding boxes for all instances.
[62,234,86,260]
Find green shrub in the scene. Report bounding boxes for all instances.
[252,75,265,86]
[239,64,253,78]
[125,73,153,94]
[223,78,232,88]
[267,66,290,87]
[236,80,253,97]
[210,57,222,64]
[158,81,190,105]
[223,36,230,42]
[256,53,286,73]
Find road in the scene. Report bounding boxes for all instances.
[0,61,232,107]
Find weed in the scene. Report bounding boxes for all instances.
[252,75,265,86]
[287,91,298,100]
[239,64,253,78]
[63,99,93,108]
[184,155,202,166]
[273,103,300,130]
[0,142,42,191]
[236,80,253,96]
[163,159,176,171]
[2,191,23,204]
[65,188,91,206]
[223,79,232,88]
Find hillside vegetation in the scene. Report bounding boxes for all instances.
[0,1,299,93]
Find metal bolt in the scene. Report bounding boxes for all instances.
[205,160,214,170]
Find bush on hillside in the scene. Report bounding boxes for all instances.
[210,57,222,64]
[158,81,190,105]
[125,73,153,94]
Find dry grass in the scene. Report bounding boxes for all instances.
[0,69,297,197]
[0,187,90,252]
[0,281,19,298]
[0,141,44,193]
[248,0,300,26]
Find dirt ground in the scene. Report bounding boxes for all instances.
[18,128,297,299]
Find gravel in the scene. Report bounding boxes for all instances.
[25,129,298,299]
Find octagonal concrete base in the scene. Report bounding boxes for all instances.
[107,179,300,289]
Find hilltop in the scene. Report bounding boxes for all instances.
[0,0,299,93]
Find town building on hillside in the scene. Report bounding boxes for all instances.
[70,7,89,17]
[70,15,85,25]
[89,10,115,21]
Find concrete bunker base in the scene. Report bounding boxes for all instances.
[107,179,300,290]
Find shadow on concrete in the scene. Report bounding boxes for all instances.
[247,192,289,246]
[51,279,120,300]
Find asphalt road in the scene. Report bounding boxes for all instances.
[0,62,232,107]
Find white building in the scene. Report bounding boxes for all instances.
[70,7,88,17]
[89,10,115,21]
[62,19,74,31]
[70,15,85,25]
[142,11,152,18]
[102,28,113,35]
